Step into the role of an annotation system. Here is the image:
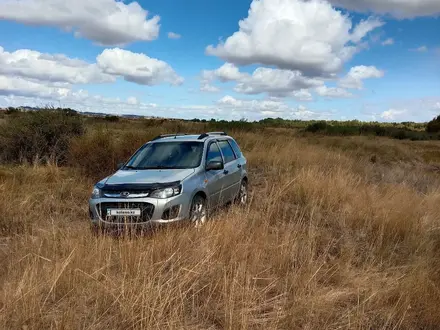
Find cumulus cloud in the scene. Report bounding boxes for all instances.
[202,63,322,98]
[96,48,184,86]
[339,65,384,89]
[200,83,220,93]
[381,109,407,120]
[202,63,245,82]
[0,75,70,98]
[315,85,353,98]
[0,46,114,85]
[216,95,334,120]
[328,0,440,19]
[382,38,394,46]
[206,0,383,77]
[168,32,181,39]
[0,0,160,46]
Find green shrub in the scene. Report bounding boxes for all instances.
[427,115,440,133]
[305,121,328,133]
[0,109,85,165]
[104,115,120,122]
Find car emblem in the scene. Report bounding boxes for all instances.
[120,191,130,198]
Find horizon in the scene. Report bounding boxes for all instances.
[0,0,439,123]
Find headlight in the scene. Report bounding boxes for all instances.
[150,185,182,199]
[91,185,103,199]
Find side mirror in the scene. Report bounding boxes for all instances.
[206,160,224,171]
[116,162,125,170]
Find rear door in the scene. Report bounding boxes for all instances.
[217,139,241,202]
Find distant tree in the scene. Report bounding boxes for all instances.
[426,115,440,133]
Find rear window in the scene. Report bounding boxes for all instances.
[228,139,242,158]
[218,140,236,163]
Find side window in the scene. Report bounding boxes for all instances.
[228,139,242,158]
[206,142,222,163]
[218,140,236,164]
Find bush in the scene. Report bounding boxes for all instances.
[104,115,120,122]
[305,121,328,133]
[427,115,440,133]
[68,129,149,180]
[68,129,117,180]
[0,109,85,165]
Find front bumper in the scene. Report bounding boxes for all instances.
[88,192,192,227]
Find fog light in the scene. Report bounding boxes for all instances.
[162,205,180,220]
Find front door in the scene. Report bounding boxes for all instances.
[204,141,225,209]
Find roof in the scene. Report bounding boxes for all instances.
[151,132,230,143]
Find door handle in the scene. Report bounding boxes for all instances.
[223,170,229,175]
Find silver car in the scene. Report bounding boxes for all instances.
[88,132,248,230]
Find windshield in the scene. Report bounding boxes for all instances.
[124,141,204,169]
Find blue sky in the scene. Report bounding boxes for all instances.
[0,0,439,122]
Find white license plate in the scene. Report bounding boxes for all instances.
[107,209,141,216]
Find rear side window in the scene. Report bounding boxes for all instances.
[206,142,222,163]
[228,139,242,158]
[218,140,236,164]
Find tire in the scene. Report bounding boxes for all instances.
[189,194,208,228]
[235,180,248,206]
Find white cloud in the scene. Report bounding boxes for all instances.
[202,64,322,98]
[339,65,384,89]
[202,63,245,82]
[0,46,181,88]
[168,32,181,39]
[382,38,394,46]
[96,48,184,86]
[328,0,440,19]
[350,17,384,43]
[291,89,313,102]
[127,96,139,105]
[233,67,323,96]
[410,46,428,52]
[0,91,333,121]
[206,0,383,77]
[0,46,114,85]
[0,74,71,98]
[381,109,407,120]
[0,0,160,46]
[200,83,220,93]
[315,85,353,98]
[216,95,334,120]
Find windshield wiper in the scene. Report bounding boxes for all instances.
[124,165,184,170]
[123,165,141,170]
[139,166,175,169]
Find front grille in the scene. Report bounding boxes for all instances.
[102,189,151,198]
[98,202,155,223]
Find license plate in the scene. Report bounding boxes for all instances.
[107,209,141,216]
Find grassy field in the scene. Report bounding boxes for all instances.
[1,114,440,329]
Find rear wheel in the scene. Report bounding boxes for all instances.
[189,194,207,228]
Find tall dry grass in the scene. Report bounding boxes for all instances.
[1,129,440,329]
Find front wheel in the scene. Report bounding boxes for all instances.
[235,180,248,206]
[189,194,208,228]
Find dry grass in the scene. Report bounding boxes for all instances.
[1,129,440,329]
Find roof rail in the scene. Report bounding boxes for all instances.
[151,133,191,141]
[197,131,228,140]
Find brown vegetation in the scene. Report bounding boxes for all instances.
[1,116,440,329]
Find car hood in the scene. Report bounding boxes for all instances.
[104,168,195,185]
